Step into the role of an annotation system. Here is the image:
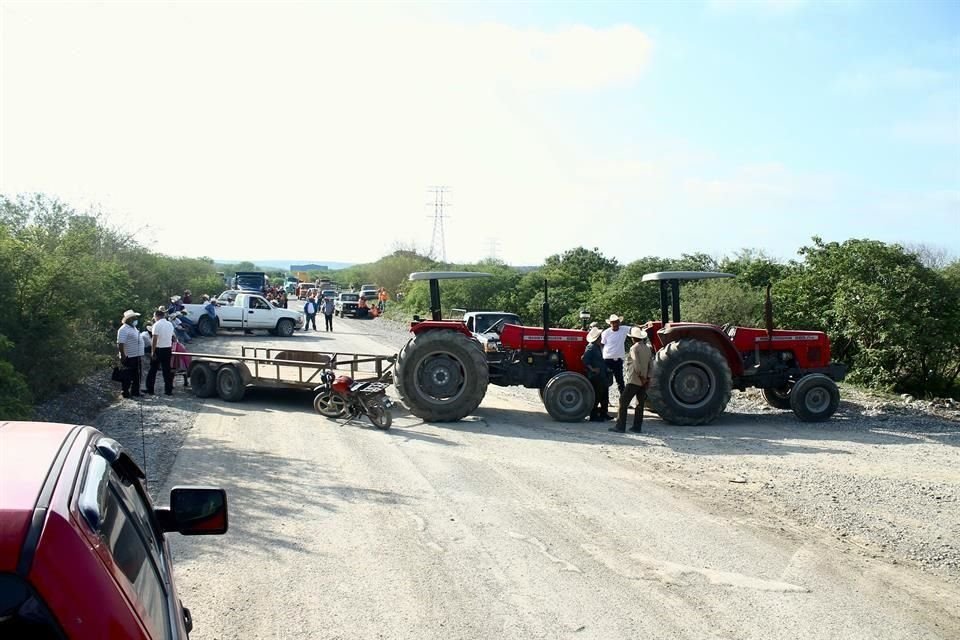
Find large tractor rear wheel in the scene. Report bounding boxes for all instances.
[789,374,840,422]
[648,339,732,425]
[542,372,594,422]
[395,329,489,422]
[761,385,792,410]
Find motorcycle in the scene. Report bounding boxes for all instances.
[313,370,393,430]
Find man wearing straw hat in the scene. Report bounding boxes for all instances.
[581,327,612,422]
[601,314,628,395]
[611,326,653,433]
[117,309,144,398]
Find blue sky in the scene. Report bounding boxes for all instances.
[1,1,957,265]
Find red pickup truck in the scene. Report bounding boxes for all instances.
[0,421,227,638]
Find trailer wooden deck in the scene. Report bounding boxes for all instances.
[184,347,395,394]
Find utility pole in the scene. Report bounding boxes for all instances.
[427,186,450,262]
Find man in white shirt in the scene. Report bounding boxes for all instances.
[146,308,176,395]
[116,309,144,398]
[601,314,628,394]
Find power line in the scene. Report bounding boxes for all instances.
[426,186,450,262]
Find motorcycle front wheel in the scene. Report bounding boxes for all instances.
[366,397,393,430]
[314,391,348,417]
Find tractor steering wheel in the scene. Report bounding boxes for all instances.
[485,317,508,335]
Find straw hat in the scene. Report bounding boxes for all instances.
[586,327,602,343]
[629,326,648,340]
[121,309,141,322]
[607,314,622,323]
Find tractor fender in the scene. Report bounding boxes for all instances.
[410,320,473,337]
[658,324,744,377]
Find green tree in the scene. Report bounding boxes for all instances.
[776,237,960,395]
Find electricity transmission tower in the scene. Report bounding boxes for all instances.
[427,186,450,262]
[487,237,500,262]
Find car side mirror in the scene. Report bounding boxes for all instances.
[159,487,228,535]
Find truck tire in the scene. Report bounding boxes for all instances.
[542,372,594,422]
[197,315,217,337]
[189,363,217,398]
[216,365,245,402]
[648,339,732,425]
[395,329,488,422]
[789,374,840,422]
[276,318,295,337]
[761,385,792,410]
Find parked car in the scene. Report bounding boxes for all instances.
[183,293,304,336]
[296,283,316,300]
[335,292,360,317]
[0,421,228,638]
[460,310,521,352]
[320,289,337,300]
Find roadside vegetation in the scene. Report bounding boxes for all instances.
[1,192,957,418]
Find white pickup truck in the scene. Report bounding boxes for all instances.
[183,293,304,337]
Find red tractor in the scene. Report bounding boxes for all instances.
[393,270,847,427]
[639,271,847,424]
[394,272,596,422]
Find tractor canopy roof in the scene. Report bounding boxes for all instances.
[409,271,493,281]
[641,271,735,282]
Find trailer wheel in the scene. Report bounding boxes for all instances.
[543,372,594,422]
[216,365,245,402]
[648,339,732,425]
[276,318,295,337]
[197,316,217,337]
[761,385,792,410]
[189,363,217,398]
[395,329,488,422]
[789,374,840,422]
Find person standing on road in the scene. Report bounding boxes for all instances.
[146,308,175,395]
[304,295,318,331]
[116,309,144,399]
[611,326,653,433]
[581,327,611,422]
[322,295,335,331]
[601,314,628,395]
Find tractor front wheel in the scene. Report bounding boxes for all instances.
[395,329,489,422]
[789,374,840,422]
[761,385,792,410]
[647,339,732,425]
[542,372,594,422]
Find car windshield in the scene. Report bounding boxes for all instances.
[340,294,359,302]
[475,314,521,334]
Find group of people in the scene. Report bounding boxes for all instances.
[115,288,208,398]
[302,293,335,331]
[264,288,289,308]
[581,314,653,433]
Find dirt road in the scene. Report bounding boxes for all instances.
[164,316,960,639]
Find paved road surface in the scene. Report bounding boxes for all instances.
[167,318,958,639]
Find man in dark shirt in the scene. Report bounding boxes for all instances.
[581,327,611,422]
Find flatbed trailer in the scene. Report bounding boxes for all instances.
[184,347,395,402]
